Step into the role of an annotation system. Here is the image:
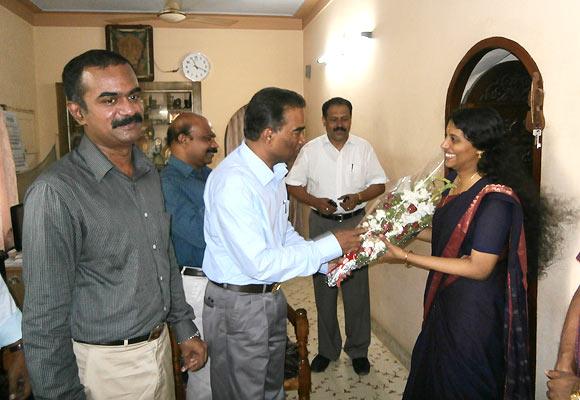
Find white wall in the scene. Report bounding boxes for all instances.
[304,0,580,394]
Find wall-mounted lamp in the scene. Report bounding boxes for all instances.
[317,30,374,64]
[316,54,331,64]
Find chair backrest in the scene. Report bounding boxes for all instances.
[10,204,23,252]
[224,104,247,155]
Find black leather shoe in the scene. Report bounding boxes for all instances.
[310,354,330,372]
[352,357,370,375]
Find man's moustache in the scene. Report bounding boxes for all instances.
[111,113,143,129]
[333,127,347,132]
[207,147,218,154]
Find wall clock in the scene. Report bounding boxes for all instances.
[182,52,211,81]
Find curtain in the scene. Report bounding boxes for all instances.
[0,111,19,251]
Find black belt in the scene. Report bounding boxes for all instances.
[312,208,364,222]
[210,280,281,294]
[75,323,165,346]
[181,266,206,277]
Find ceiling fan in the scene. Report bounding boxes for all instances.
[107,0,237,27]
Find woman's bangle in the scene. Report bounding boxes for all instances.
[404,250,414,268]
[570,389,580,400]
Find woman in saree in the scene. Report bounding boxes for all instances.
[383,107,536,399]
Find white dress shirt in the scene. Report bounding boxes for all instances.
[286,134,388,213]
[0,277,22,347]
[202,142,342,285]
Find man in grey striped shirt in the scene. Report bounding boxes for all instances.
[22,50,207,400]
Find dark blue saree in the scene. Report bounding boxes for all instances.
[402,178,531,400]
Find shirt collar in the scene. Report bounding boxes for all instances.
[167,155,211,180]
[77,135,151,182]
[322,133,353,147]
[239,142,288,186]
[167,155,195,177]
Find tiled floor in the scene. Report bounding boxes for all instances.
[284,276,408,400]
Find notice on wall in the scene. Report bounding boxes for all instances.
[3,111,28,172]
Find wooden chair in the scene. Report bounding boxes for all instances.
[169,327,187,400]
[284,304,311,400]
[171,305,312,399]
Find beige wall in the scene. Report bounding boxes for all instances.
[32,26,303,165]
[0,5,37,167]
[304,0,580,394]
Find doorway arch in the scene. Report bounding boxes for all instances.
[445,36,544,392]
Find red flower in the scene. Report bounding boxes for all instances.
[383,222,393,231]
[407,204,417,213]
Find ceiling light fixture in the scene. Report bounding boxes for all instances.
[158,9,186,23]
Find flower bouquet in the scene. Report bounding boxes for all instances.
[327,159,453,287]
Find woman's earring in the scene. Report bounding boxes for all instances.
[477,151,483,159]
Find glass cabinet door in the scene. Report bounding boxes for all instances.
[140,81,201,167]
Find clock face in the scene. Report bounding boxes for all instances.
[182,52,211,82]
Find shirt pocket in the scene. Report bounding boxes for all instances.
[349,163,366,186]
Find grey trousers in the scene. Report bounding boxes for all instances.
[203,281,287,400]
[310,211,371,360]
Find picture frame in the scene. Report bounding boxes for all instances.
[105,25,154,82]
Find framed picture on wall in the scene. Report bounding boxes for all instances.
[105,25,154,81]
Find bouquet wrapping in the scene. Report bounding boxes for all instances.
[326,159,453,287]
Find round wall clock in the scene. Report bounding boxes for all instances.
[182,52,211,82]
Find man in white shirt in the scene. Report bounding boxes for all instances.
[286,97,387,375]
[202,88,363,400]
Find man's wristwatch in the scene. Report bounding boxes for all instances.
[178,330,201,344]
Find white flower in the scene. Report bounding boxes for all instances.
[373,240,386,254]
[416,201,435,218]
[401,190,419,204]
[374,209,386,220]
[367,218,382,232]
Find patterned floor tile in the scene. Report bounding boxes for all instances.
[284,276,408,399]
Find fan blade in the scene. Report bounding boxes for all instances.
[106,15,157,24]
[185,15,237,26]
